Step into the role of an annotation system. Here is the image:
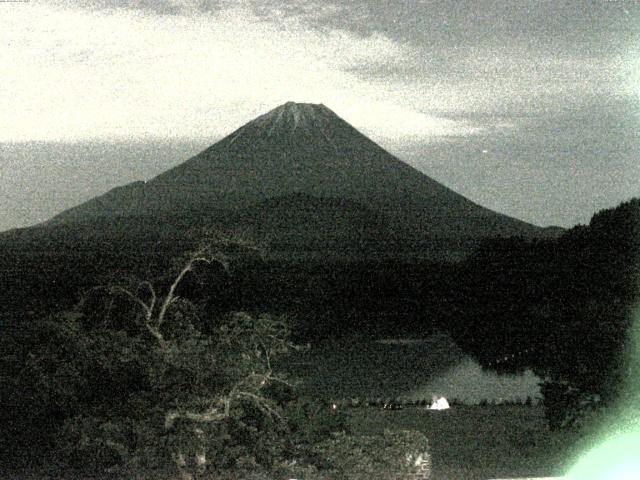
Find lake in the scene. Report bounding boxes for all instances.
[284,331,542,403]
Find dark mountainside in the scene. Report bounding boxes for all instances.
[0,102,636,477]
[0,102,564,320]
[41,102,555,254]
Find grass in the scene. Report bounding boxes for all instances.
[347,404,576,480]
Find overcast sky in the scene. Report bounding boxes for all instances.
[1,0,639,230]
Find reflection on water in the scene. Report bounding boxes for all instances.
[286,332,542,403]
[405,356,542,404]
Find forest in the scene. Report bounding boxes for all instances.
[1,198,638,478]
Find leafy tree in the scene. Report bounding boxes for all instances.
[2,240,301,479]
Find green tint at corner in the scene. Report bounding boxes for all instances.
[568,303,640,479]
[568,430,640,479]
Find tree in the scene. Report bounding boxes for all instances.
[449,199,640,431]
[310,430,431,480]
[0,238,295,478]
[2,235,434,478]
[87,240,295,479]
[94,240,230,349]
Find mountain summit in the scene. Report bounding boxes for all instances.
[44,102,555,259]
[246,101,334,136]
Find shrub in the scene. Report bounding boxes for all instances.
[284,398,349,462]
[58,415,135,470]
[540,380,605,431]
[311,429,431,480]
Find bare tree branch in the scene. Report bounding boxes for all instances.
[137,280,157,315]
[164,408,227,429]
[235,391,282,420]
[110,286,152,322]
[156,249,225,328]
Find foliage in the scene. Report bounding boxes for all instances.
[5,196,635,474]
[449,199,640,430]
[310,429,431,480]
[0,243,304,478]
[539,380,604,431]
[285,399,349,445]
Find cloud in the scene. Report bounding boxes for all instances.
[3,1,637,142]
[253,0,640,116]
[0,1,482,142]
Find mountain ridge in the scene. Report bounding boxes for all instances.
[39,101,559,259]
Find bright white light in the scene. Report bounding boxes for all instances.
[429,396,450,410]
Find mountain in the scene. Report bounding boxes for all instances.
[28,102,558,259]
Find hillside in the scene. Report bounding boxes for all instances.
[38,102,557,259]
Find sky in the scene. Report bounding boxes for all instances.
[1,0,639,230]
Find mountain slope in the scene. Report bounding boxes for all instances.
[42,102,556,257]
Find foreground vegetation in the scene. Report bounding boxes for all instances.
[1,199,638,478]
[449,198,639,430]
[6,404,576,480]
[0,239,431,479]
[350,405,576,480]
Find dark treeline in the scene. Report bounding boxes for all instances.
[448,198,639,428]
[0,219,457,337]
[2,197,638,345]
[1,198,638,449]
[2,199,638,362]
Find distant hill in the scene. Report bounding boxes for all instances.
[34,101,560,260]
